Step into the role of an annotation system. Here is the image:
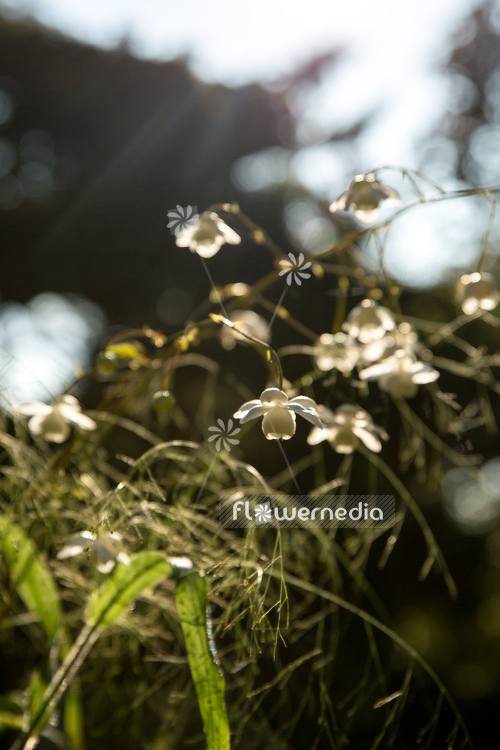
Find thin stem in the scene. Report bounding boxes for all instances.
[476,191,497,272]
[213,315,284,390]
[206,202,286,260]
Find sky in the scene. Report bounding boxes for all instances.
[0,0,479,87]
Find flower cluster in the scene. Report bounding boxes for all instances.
[311,299,439,399]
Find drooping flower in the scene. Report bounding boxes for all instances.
[175,211,241,258]
[313,332,360,373]
[330,173,401,223]
[359,351,439,398]
[234,387,322,440]
[456,272,499,315]
[220,310,270,350]
[307,404,387,454]
[343,299,396,344]
[17,395,97,443]
[57,531,130,574]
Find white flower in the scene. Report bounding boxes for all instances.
[57,531,130,574]
[220,310,270,350]
[234,387,322,440]
[175,211,241,258]
[207,418,241,451]
[167,204,199,236]
[278,253,312,286]
[307,404,387,454]
[456,272,499,315]
[313,332,360,373]
[330,173,400,224]
[17,395,97,443]
[343,299,396,344]
[359,351,440,398]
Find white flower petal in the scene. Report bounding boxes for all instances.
[192,238,224,258]
[288,396,318,412]
[294,409,323,429]
[262,406,296,439]
[63,409,97,431]
[329,191,349,213]
[17,402,52,416]
[359,361,394,380]
[260,388,288,405]
[352,426,382,453]
[237,404,267,424]
[29,413,71,442]
[332,428,358,454]
[233,399,262,419]
[216,220,241,245]
[411,364,440,384]
[97,560,116,574]
[353,208,379,223]
[307,426,331,445]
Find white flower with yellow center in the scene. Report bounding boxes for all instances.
[220,310,270,350]
[234,387,322,440]
[359,351,439,398]
[330,173,400,224]
[57,531,130,574]
[313,332,360,373]
[307,404,387,454]
[17,395,97,443]
[175,210,241,258]
[456,272,499,315]
[343,299,396,344]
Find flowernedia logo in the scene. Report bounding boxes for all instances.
[219,493,395,529]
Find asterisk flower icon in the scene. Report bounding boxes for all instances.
[330,173,400,224]
[307,404,388,454]
[57,531,130,574]
[17,395,97,443]
[207,418,241,451]
[234,387,322,440]
[167,204,199,237]
[279,253,312,286]
[255,502,273,524]
[359,351,440,398]
[176,211,241,258]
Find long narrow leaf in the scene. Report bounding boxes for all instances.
[175,571,230,750]
[87,552,172,629]
[0,516,61,641]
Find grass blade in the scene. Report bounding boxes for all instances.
[175,571,230,750]
[0,516,62,641]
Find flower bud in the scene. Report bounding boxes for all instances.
[153,390,176,413]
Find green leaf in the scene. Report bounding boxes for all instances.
[106,342,145,360]
[0,516,62,641]
[175,572,230,750]
[87,552,172,629]
[64,683,85,750]
[28,669,49,730]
